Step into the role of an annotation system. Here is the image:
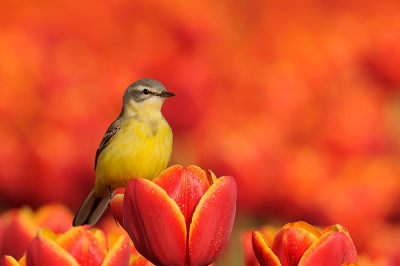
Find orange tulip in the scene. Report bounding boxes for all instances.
[252,222,359,266]
[110,165,237,266]
[0,204,73,259]
[1,227,131,266]
[1,256,22,266]
[243,225,280,266]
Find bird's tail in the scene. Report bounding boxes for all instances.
[73,187,110,226]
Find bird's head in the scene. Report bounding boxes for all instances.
[122,78,175,117]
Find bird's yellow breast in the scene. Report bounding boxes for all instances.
[94,115,172,196]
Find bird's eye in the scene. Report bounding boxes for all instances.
[143,89,150,95]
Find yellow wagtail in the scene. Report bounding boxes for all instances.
[73,78,174,226]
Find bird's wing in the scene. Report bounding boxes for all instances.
[95,118,124,170]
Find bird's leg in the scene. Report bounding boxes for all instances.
[106,185,112,213]
[107,185,112,199]
[113,215,120,227]
[106,185,119,227]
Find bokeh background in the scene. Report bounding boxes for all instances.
[1,0,400,265]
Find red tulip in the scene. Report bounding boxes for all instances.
[110,165,237,266]
[252,221,359,266]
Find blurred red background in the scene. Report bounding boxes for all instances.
[1,0,400,264]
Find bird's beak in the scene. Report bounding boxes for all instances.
[158,91,175,98]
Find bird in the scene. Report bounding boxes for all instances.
[73,78,175,226]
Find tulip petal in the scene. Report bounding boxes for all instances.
[26,236,79,266]
[123,178,187,266]
[127,240,154,266]
[90,228,109,252]
[33,204,74,234]
[299,225,358,266]
[272,222,319,266]
[129,255,154,266]
[188,176,237,266]
[17,257,25,266]
[36,228,58,241]
[1,209,37,259]
[56,227,107,266]
[289,221,321,238]
[1,255,20,266]
[154,165,210,226]
[206,170,218,184]
[109,194,125,229]
[101,235,130,266]
[252,231,281,266]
